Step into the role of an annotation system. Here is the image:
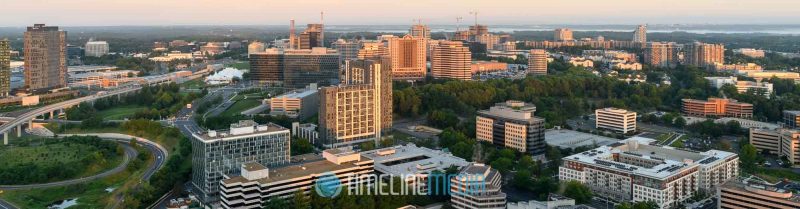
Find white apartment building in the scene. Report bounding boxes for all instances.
[85,41,109,57]
[705,76,774,98]
[269,84,319,120]
[595,108,637,134]
[559,137,738,209]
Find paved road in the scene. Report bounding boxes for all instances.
[0,199,19,209]
[56,133,168,180]
[0,141,136,191]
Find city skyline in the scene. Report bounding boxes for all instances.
[2,0,800,26]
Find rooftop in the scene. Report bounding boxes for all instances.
[67,65,118,73]
[722,177,800,203]
[273,84,318,99]
[361,144,469,176]
[545,129,619,149]
[194,120,288,142]
[563,137,736,179]
[222,149,371,185]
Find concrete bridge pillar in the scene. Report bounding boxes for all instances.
[29,119,33,130]
[3,133,7,145]
[16,125,21,138]
[50,111,54,119]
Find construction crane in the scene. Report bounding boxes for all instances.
[469,10,478,26]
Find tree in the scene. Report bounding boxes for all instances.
[512,169,533,189]
[490,158,513,174]
[673,116,686,128]
[615,201,659,209]
[740,144,759,173]
[293,190,310,209]
[263,197,289,209]
[562,181,592,204]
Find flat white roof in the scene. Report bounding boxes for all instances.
[361,144,469,176]
[563,137,736,179]
[545,129,619,149]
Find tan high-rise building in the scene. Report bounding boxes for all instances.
[298,23,324,49]
[554,28,573,41]
[0,40,10,97]
[633,25,647,44]
[357,41,387,60]
[686,42,724,67]
[319,59,391,148]
[388,35,426,80]
[431,41,471,80]
[469,24,489,39]
[247,41,266,58]
[410,24,431,40]
[644,42,679,68]
[528,49,548,76]
[24,24,67,93]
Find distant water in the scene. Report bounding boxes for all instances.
[326,24,800,35]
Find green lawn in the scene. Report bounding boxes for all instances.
[655,133,672,143]
[180,78,206,89]
[226,62,250,70]
[0,146,148,209]
[0,138,123,184]
[220,99,262,117]
[670,135,689,148]
[96,105,147,120]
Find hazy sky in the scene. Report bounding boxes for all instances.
[3,0,799,26]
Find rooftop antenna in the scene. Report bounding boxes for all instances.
[456,16,463,32]
[320,11,325,47]
[469,10,478,26]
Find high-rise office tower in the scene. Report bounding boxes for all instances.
[332,39,362,63]
[633,24,647,44]
[528,49,548,75]
[84,41,109,57]
[686,42,725,67]
[388,35,426,80]
[24,24,67,93]
[319,59,392,148]
[644,42,679,68]
[358,41,387,60]
[283,47,340,88]
[410,24,431,40]
[468,24,489,40]
[554,28,574,41]
[247,41,266,57]
[249,49,283,85]
[431,41,472,80]
[0,40,10,97]
[299,24,324,49]
[190,120,290,206]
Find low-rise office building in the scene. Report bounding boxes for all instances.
[269,84,319,120]
[507,194,586,209]
[559,137,738,209]
[476,101,546,159]
[717,177,800,209]
[361,144,470,192]
[682,98,753,118]
[291,122,318,144]
[705,76,773,98]
[450,164,507,209]
[784,110,800,129]
[219,149,374,209]
[747,71,800,83]
[595,108,637,134]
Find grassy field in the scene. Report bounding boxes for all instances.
[0,146,151,209]
[180,78,205,89]
[220,99,262,117]
[0,139,123,181]
[226,61,250,70]
[670,135,689,148]
[96,105,147,120]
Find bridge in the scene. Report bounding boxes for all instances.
[0,69,212,145]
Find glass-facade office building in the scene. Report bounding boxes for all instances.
[190,121,290,206]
